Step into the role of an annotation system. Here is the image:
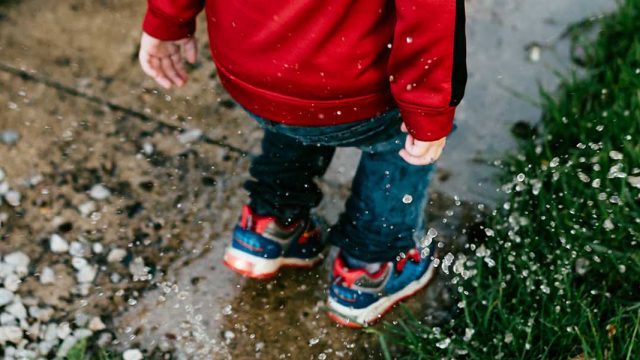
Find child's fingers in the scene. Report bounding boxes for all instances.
[139,52,158,78]
[170,53,188,82]
[398,149,434,166]
[404,134,430,157]
[148,57,173,89]
[181,38,198,64]
[400,122,408,133]
[160,57,185,87]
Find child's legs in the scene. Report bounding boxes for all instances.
[244,127,335,224]
[328,129,435,263]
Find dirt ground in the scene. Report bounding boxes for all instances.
[0,0,486,358]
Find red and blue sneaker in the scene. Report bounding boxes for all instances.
[327,244,438,328]
[223,205,326,278]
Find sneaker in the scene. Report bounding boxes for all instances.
[327,245,437,328]
[223,205,326,278]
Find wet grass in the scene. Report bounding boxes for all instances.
[384,0,640,358]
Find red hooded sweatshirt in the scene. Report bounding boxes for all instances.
[143,0,467,141]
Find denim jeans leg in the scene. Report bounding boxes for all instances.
[328,132,435,263]
[244,127,336,224]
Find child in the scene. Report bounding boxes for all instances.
[139,0,466,327]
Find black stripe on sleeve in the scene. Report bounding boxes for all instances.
[449,0,467,106]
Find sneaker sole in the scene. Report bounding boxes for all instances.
[223,247,324,279]
[326,259,438,328]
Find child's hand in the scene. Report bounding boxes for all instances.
[398,122,446,166]
[138,32,197,89]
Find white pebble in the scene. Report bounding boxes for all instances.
[76,265,97,283]
[89,184,111,201]
[3,252,29,277]
[0,313,16,326]
[92,243,104,254]
[71,257,88,270]
[4,190,21,207]
[78,201,97,217]
[107,248,127,263]
[56,322,72,339]
[177,128,203,144]
[40,267,55,285]
[3,274,21,292]
[50,234,69,253]
[142,142,154,155]
[5,302,27,319]
[0,326,23,345]
[69,241,87,257]
[123,348,144,360]
[88,317,106,331]
[0,182,9,196]
[0,289,14,306]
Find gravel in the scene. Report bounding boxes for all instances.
[0,289,14,307]
[107,248,127,263]
[50,234,70,253]
[123,348,144,360]
[39,267,55,285]
[89,184,111,200]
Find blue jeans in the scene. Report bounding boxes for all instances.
[244,110,435,262]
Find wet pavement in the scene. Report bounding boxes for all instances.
[0,0,615,358]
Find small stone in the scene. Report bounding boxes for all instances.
[39,340,57,356]
[3,252,29,277]
[123,348,144,360]
[0,181,8,195]
[69,241,87,257]
[88,317,106,331]
[628,176,640,189]
[56,322,72,339]
[177,128,203,144]
[142,142,154,155]
[0,325,23,345]
[6,302,27,319]
[40,267,55,285]
[55,335,78,358]
[0,130,20,145]
[110,272,122,283]
[74,328,93,339]
[71,257,88,270]
[29,306,53,322]
[43,323,58,341]
[89,184,111,201]
[129,257,150,281]
[0,289,14,307]
[224,330,235,342]
[50,234,69,253]
[78,201,97,217]
[76,265,97,284]
[74,312,90,327]
[3,274,21,292]
[529,45,541,62]
[107,248,127,263]
[4,252,30,271]
[92,243,104,254]
[0,313,16,326]
[4,190,21,207]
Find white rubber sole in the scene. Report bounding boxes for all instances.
[223,247,323,278]
[327,260,437,327]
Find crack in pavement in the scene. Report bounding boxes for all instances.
[0,62,251,158]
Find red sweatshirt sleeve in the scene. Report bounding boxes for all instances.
[388,0,467,141]
[143,0,205,41]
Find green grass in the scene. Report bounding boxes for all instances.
[384,0,640,358]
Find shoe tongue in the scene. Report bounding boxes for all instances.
[334,256,388,287]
